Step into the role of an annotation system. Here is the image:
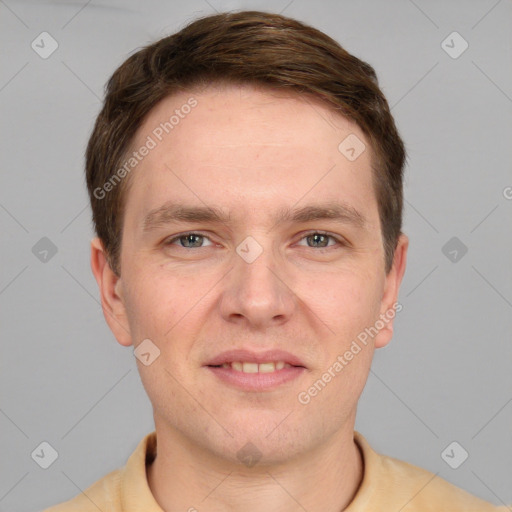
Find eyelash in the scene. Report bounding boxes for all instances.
[164,231,346,251]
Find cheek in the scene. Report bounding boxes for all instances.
[308,268,383,331]
[121,266,177,341]
[122,264,210,361]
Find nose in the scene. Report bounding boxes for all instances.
[218,239,296,329]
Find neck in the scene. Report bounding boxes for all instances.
[147,420,363,512]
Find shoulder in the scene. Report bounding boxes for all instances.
[380,453,506,511]
[353,431,508,511]
[41,468,122,512]
[41,431,157,511]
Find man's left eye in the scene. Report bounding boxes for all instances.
[296,232,343,249]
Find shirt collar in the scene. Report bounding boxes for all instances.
[120,430,162,511]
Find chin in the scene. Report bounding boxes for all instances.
[205,415,315,466]
[212,435,309,468]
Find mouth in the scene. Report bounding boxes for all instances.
[210,361,297,373]
[204,349,307,391]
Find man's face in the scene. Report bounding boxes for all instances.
[100,84,406,464]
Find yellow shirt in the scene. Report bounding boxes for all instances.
[43,431,508,511]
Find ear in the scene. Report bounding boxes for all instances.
[373,233,408,349]
[90,237,133,347]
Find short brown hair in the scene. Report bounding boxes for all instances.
[86,10,406,275]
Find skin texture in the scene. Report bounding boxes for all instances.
[91,84,408,512]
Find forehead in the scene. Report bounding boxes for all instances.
[133,82,369,161]
[123,83,378,230]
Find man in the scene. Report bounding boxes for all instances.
[45,10,507,511]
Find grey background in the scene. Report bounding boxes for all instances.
[1,0,511,510]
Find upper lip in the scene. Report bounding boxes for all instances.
[205,349,306,368]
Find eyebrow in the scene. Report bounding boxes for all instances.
[142,201,366,232]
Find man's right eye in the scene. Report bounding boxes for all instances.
[165,232,214,249]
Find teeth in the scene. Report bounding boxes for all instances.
[242,362,259,373]
[259,362,276,373]
[231,361,243,372]
[224,361,291,373]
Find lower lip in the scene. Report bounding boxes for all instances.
[205,365,306,391]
